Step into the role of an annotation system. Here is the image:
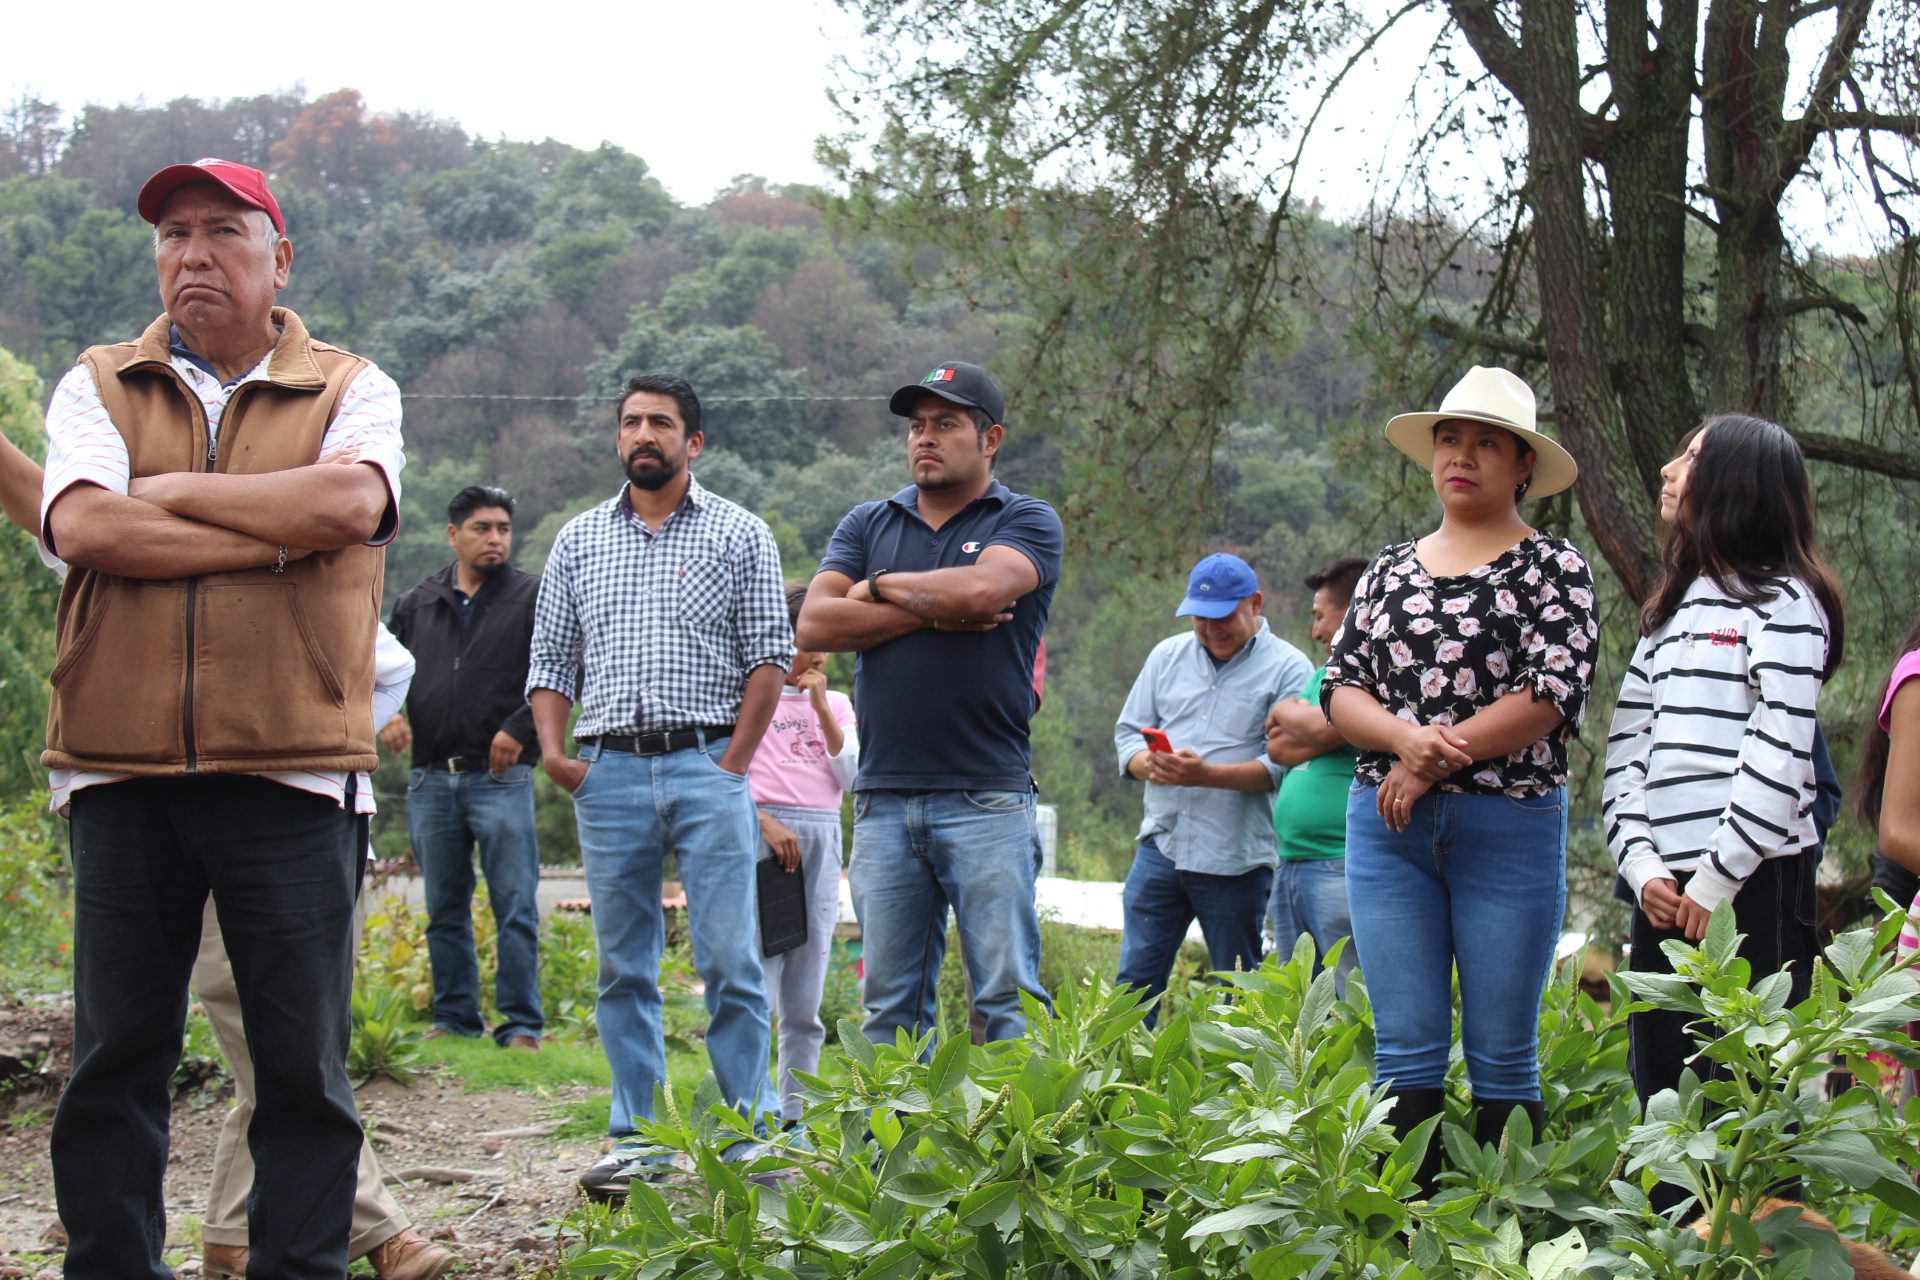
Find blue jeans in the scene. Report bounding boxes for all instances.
[850,789,1049,1044]
[571,738,777,1135]
[407,763,544,1043]
[1269,856,1357,994]
[1115,838,1272,1027]
[1344,783,1566,1099]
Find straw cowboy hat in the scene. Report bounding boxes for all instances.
[1384,366,1579,499]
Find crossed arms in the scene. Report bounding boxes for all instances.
[795,545,1039,652]
[47,464,388,579]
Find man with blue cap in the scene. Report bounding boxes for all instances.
[1112,552,1312,1024]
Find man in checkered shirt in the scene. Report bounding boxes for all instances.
[527,372,793,1200]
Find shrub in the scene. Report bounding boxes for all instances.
[561,917,1920,1279]
[0,800,70,991]
[348,987,426,1085]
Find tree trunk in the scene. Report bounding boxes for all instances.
[1598,0,1703,487]
[1515,0,1663,600]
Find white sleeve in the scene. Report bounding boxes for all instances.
[1601,636,1662,902]
[827,724,860,792]
[1686,588,1829,911]
[319,364,406,546]
[370,621,415,727]
[39,366,131,564]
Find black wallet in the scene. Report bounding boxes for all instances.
[757,858,809,958]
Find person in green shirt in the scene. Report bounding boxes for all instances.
[1265,557,1368,992]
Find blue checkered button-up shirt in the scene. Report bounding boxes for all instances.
[526,476,794,739]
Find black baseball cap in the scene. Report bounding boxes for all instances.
[888,361,1005,424]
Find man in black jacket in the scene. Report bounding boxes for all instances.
[385,485,545,1048]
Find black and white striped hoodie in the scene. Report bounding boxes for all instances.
[1602,575,1830,912]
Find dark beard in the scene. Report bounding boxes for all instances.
[625,452,682,491]
[472,558,509,578]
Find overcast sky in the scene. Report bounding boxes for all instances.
[4,0,1898,254]
[5,0,867,206]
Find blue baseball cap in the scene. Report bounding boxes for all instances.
[1175,553,1260,619]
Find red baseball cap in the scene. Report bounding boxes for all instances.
[136,158,285,235]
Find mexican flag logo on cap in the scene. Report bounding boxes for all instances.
[925,367,956,384]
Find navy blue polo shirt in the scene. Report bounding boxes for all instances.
[819,479,1063,792]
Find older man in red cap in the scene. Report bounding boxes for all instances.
[38,158,405,1280]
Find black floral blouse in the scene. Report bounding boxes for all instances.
[1320,532,1600,796]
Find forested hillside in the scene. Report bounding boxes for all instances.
[1,86,1913,917]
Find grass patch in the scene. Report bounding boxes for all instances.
[415,1033,612,1092]
[542,1094,609,1141]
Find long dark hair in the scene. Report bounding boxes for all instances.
[1856,610,1920,829]
[1639,414,1845,678]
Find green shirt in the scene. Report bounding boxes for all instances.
[1273,668,1360,861]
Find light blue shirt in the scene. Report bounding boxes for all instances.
[1113,619,1314,875]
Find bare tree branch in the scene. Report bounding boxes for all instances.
[1785,0,1876,183]
[1780,293,1871,324]
[1448,1,1532,105]
[1425,313,1548,360]
[1796,109,1920,136]
[1795,428,1920,481]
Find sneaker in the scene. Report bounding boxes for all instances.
[503,1033,540,1051]
[578,1144,674,1202]
[364,1228,456,1280]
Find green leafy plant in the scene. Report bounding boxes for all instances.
[348,987,426,1085]
[0,800,70,992]
[555,919,1920,1279]
[1582,897,1920,1279]
[541,909,601,1043]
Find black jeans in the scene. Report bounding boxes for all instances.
[1628,854,1817,1213]
[52,776,365,1280]
[1627,854,1818,1105]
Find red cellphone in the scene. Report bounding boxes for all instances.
[1140,727,1173,754]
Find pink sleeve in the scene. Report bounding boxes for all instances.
[1880,650,1920,731]
[830,690,857,730]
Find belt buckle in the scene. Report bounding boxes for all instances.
[445,757,469,775]
[635,731,672,756]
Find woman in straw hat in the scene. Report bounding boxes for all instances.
[1602,415,1842,1198]
[1322,366,1599,1193]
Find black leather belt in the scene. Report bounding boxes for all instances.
[429,756,487,774]
[583,726,735,756]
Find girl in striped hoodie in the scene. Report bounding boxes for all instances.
[1603,414,1845,1112]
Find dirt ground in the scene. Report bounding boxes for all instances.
[0,998,615,1278]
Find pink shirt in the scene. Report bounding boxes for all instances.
[748,686,859,811]
[1874,650,1920,956]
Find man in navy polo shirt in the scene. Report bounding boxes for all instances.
[797,361,1062,1044]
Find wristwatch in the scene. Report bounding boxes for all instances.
[867,568,891,602]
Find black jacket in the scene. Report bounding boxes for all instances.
[388,563,540,767]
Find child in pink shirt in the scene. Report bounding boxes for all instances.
[747,587,858,1124]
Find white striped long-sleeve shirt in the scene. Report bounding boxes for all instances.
[1602,575,1829,912]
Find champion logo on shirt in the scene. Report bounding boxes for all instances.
[962,541,981,553]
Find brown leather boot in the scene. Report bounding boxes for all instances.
[202,1242,248,1279]
[364,1228,456,1280]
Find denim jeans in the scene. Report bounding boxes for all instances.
[849,789,1049,1045]
[1344,783,1566,1099]
[1115,838,1272,1027]
[571,737,777,1135]
[1269,856,1357,995]
[406,763,544,1043]
[54,777,364,1280]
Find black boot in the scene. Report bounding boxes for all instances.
[1387,1087,1447,1196]
[1472,1097,1544,1151]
